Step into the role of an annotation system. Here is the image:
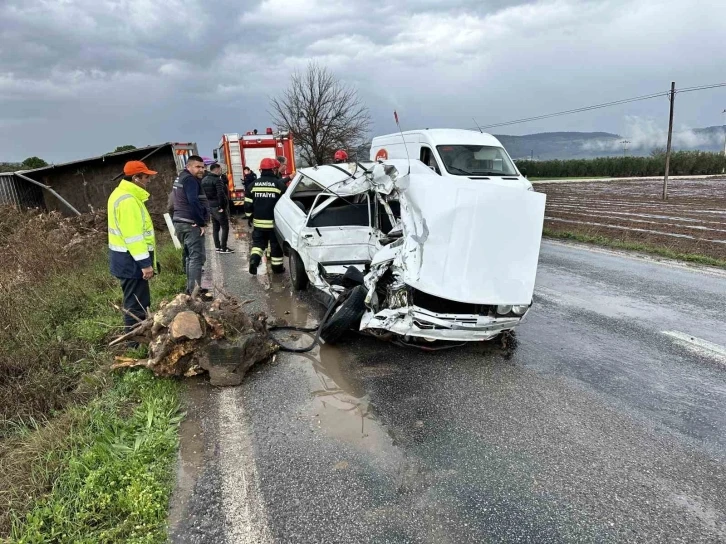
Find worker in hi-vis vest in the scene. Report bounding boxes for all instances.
[108,160,157,339]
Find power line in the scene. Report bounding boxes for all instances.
[474,82,726,131]
[675,82,726,94]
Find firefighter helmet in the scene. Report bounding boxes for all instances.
[333,149,348,162]
[260,157,281,170]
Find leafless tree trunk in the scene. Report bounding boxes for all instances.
[270,62,371,166]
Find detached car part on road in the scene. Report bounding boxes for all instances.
[274,159,546,346]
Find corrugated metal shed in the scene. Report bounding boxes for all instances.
[0,172,44,208]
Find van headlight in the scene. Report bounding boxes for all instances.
[512,305,529,316]
[496,305,512,315]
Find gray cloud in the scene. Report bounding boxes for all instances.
[1,0,725,163]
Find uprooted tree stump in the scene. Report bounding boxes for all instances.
[110,291,279,386]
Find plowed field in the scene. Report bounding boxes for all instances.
[538,178,726,261]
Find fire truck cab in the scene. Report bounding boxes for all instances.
[214,129,295,208]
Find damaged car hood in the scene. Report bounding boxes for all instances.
[395,174,546,305]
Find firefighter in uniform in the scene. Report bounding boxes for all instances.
[245,157,287,275]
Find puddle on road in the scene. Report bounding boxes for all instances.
[290,345,395,453]
[262,277,395,453]
[228,220,396,453]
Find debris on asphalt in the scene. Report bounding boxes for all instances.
[110,290,279,386]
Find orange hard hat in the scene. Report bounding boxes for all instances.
[124,160,157,176]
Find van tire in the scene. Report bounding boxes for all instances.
[320,286,367,344]
[289,250,308,291]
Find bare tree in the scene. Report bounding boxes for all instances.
[270,62,371,166]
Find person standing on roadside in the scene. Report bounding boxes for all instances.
[202,163,234,254]
[276,155,293,185]
[172,155,210,295]
[108,161,158,335]
[243,166,257,227]
[243,166,257,193]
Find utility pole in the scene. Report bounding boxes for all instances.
[621,139,630,156]
[663,81,675,200]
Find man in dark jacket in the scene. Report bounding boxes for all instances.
[172,155,209,294]
[243,166,257,227]
[245,158,286,275]
[202,163,234,253]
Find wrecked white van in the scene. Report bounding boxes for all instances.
[274,159,546,347]
[370,128,533,191]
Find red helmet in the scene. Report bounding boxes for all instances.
[260,157,281,170]
[334,149,348,162]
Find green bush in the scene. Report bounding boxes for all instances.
[518,151,726,178]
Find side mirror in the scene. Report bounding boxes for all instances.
[519,167,528,177]
[213,149,218,160]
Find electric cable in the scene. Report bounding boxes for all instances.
[268,294,340,353]
[472,81,726,131]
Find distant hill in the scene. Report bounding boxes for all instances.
[497,126,726,160]
[494,132,621,160]
[354,126,726,162]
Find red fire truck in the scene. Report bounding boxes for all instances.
[213,129,296,208]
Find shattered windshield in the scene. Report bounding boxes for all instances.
[436,145,518,176]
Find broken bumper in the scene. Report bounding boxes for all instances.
[361,306,524,342]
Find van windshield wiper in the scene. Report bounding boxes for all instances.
[472,171,506,176]
[447,165,475,176]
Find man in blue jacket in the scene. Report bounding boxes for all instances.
[172,155,210,295]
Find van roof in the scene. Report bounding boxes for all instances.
[373,128,503,147]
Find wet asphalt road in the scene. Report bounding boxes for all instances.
[169,228,726,543]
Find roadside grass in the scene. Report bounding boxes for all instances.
[543,228,726,269]
[8,369,182,544]
[0,235,186,541]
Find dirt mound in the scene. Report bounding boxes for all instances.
[0,207,107,288]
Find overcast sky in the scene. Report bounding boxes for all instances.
[2,0,725,163]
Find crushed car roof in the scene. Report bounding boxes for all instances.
[296,159,435,195]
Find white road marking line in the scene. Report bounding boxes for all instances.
[208,245,274,543]
[662,331,726,366]
[217,389,273,544]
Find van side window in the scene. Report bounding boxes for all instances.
[420,147,441,175]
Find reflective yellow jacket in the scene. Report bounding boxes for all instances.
[108,180,156,278]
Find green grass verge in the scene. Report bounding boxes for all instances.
[9,370,182,544]
[1,239,187,542]
[543,228,726,269]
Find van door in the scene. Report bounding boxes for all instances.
[420,146,442,175]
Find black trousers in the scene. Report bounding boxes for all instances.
[120,278,151,331]
[250,229,284,271]
[210,207,229,250]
